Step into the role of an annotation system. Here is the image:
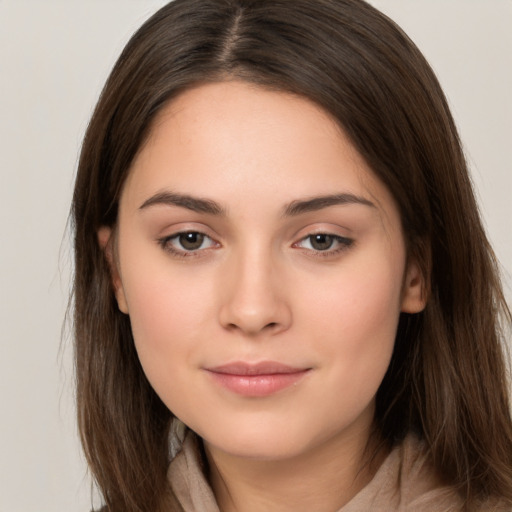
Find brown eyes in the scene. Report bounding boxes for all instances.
[159,231,354,258]
[309,234,336,251]
[160,231,218,254]
[177,232,207,251]
[295,234,354,252]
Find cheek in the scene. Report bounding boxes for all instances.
[119,249,217,389]
[128,277,207,342]
[302,252,403,334]
[298,256,403,396]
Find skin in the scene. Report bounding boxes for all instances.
[99,81,425,512]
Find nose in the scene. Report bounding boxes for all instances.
[218,247,292,337]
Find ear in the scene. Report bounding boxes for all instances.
[400,257,427,313]
[97,226,129,314]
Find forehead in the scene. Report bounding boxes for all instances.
[121,81,397,222]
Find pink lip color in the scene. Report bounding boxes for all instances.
[205,362,311,397]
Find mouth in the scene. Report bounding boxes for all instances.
[204,361,312,397]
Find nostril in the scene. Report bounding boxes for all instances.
[219,299,292,335]
[224,321,276,334]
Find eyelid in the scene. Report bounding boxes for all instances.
[158,229,220,258]
[156,223,354,259]
[292,228,354,257]
[294,234,353,248]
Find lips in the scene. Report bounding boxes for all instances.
[204,361,311,397]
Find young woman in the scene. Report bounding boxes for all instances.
[71,1,512,511]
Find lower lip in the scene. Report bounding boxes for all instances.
[206,370,310,397]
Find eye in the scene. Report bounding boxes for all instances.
[295,233,353,253]
[160,231,217,254]
[305,234,336,251]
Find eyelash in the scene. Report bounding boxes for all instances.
[293,233,354,257]
[158,231,354,259]
[158,231,219,259]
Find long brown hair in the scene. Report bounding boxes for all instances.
[72,1,512,510]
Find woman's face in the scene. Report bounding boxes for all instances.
[103,81,424,461]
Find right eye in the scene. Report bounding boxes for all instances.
[159,231,217,255]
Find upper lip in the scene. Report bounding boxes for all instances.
[205,361,309,376]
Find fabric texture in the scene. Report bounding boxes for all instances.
[167,431,504,512]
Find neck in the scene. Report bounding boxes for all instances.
[204,415,385,512]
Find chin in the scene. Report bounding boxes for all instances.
[205,435,308,461]
[194,415,346,462]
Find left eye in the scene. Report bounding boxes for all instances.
[165,232,216,252]
[296,234,353,252]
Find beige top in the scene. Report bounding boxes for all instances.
[167,432,501,512]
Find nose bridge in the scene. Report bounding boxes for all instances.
[219,240,291,335]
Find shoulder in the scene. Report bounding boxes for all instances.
[389,436,511,512]
[398,435,464,511]
[342,435,462,512]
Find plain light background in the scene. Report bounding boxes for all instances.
[0,1,510,511]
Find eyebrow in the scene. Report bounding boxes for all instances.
[139,191,225,215]
[283,193,375,216]
[139,191,375,216]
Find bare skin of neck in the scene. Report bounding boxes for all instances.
[204,406,386,512]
